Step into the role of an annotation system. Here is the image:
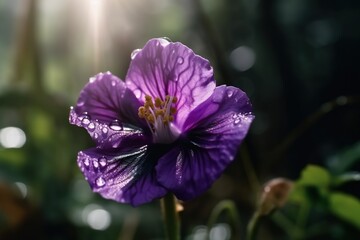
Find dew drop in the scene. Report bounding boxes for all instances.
[234,118,241,125]
[131,49,141,59]
[110,120,122,131]
[111,80,116,86]
[82,117,90,127]
[177,57,184,65]
[99,157,107,167]
[69,110,77,124]
[133,89,141,98]
[102,127,108,135]
[93,160,99,168]
[161,37,172,42]
[93,132,99,139]
[89,77,96,83]
[84,157,90,166]
[78,112,88,121]
[96,177,106,187]
[169,72,178,82]
[88,122,95,131]
[226,89,234,98]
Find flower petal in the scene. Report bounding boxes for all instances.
[69,107,148,149]
[71,71,142,126]
[156,86,254,200]
[126,38,216,129]
[77,145,167,206]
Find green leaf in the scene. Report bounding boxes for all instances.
[297,165,331,188]
[329,192,360,229]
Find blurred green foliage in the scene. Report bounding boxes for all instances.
[270,163,360,239]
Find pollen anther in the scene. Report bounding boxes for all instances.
[138,95,177,135]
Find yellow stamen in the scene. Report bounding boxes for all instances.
[155,97,163,108]
[138,94,177,131]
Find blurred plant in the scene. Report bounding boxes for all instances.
[243,163,360,240]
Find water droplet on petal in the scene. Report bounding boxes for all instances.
[131,49,141,59]
[102,127,108,135]
[234,118,241,125]
[133,89,141,98]
[89,77,96,83]
[177,57,184,65]
[96,177,106,187]
[226,89,234,98]
[93,160,99,168]
[78,112,88,121]
[88,122,95,131]
[110,120,122,131]
[69,109,77,124]
[82,117,90,126]
[169,72,178,82]
[161,37,172,42]
[99,157,107,167]
[111,80,116,86]
[84,157,90,166]
[93,132,99,139]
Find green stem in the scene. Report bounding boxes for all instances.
[161,194,180,240]
[271,211,297,239]
[246,212,261,240]
[207,200,241,239]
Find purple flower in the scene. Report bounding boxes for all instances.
[69,38,254,206]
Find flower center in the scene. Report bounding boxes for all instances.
[138,95,180,143]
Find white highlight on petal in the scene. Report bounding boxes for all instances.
[0,127,26,148]
[230,46,256,71]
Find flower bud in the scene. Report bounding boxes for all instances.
[258,178,293,215]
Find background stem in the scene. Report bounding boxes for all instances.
[161,194,180,240]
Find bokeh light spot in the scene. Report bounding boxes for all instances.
[0,127,26,148]
[210,223,231,240]
[230,46,256,71]
[82,204,111,230]
[14,182,28,198]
